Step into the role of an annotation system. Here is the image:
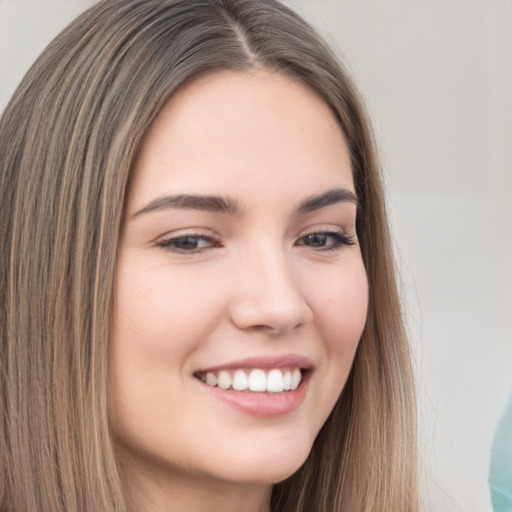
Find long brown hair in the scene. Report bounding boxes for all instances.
[0,0,420,510]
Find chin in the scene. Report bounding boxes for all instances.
[212,438,313,485]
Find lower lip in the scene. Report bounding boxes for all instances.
[197,373,310,418]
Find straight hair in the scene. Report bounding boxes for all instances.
[0,0,420,510]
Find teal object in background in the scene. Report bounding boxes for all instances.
[489,394,512,512]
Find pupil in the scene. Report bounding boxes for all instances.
[307,233,327,246]
[176,237,198,249]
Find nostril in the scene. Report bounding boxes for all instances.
[228,295,312,334]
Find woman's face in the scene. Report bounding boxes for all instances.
[110,70,368,504]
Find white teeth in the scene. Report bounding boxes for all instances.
[267,369,284,392]
[232,370,249,391]
[248,369,267,392]
[206,372,218,386]
[200,367,303,393]
[283,371,292,391]
[290,368,302,390]
[217,371,232,390]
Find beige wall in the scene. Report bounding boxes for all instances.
[2,1,511,511]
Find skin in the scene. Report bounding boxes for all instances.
[110,69,369,512]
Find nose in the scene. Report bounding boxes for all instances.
[228,244,313,335]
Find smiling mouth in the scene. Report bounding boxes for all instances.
[194,368,303,393]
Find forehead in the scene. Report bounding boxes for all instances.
[128,69,353,212]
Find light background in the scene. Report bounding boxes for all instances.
[1,1,511,511]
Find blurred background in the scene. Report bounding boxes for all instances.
[1,1,511,510]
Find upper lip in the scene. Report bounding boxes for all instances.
[195,353,314,373]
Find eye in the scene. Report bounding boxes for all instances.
[296,230,356,251]
[156,234,221,254]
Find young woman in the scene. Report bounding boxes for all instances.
[0,0,420,510]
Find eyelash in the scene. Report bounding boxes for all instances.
[156,230,356,255]
[295,230,356,251]
[156,234,221,254]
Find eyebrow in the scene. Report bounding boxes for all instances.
[132,187,358,219]
[133,194,243,217]
[296,188,358,213]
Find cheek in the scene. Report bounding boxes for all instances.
[284,257,368,447]
[304,257,368,412]
[108,258,230,438]
[310,258,369,349]
[108,258,229,447]
[111,257,227,364]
